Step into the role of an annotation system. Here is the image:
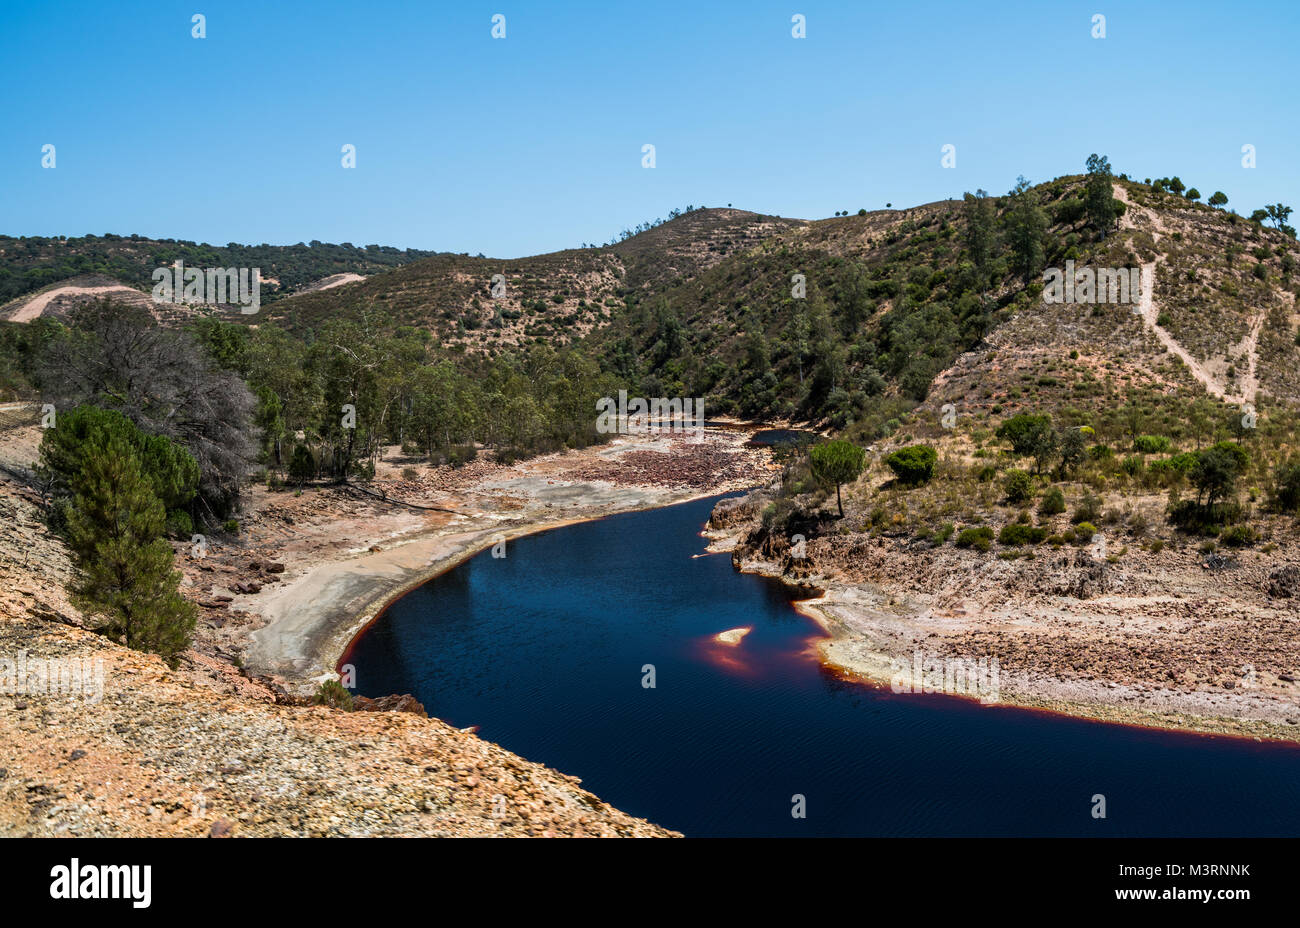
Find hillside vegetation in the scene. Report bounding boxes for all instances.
[0,234,441,308]
[2,155,1299,669]
[262,207,804,351]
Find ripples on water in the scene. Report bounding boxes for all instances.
[345,494,1300,837]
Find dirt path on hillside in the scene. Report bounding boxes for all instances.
[5,284,146,322]
[1136,261,1235,400]
[1234,307,1266,406]
[303,273,365,292]
[1115,184,1259,405]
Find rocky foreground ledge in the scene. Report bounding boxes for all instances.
[0,494,680,837]
[0,426,774,836]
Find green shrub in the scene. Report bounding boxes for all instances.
[1190,441,1250,509]
[1219,524,1258,547]
[1133,435,1171,454]
[40,412,198,668]
[885,444,938,485]
[1273,459,1300,514]
[288,443,316,485]
[165,510,194,538]
[996,413,1056,473]
[1074,521,1098,543]
[448,444,478,466]
[998,523,1049,546]
[1168,499,1245,535]
[934,522,955,544]
[955,525,994,552]
[1003,468,1034,503]
[1039,487,1066,515]
[1120,455,1145,476]
[312,679,354,710]
[1149,454,1195,484]
[1071,494,1101,523]
[39,404,199,534]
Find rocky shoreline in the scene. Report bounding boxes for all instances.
[706,490,1300,745]
[0,423,774,836]
[234,430,774,691]
[8,408,1297,839]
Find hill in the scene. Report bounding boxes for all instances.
[0,234,442,308]
[4,159,1300,770]
[592,177,1300,443]
[260,207,805,351]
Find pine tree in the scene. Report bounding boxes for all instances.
[1084,153,1116,236]
[810,439,866,518]
[1006,177,1047,278]
[963,189,995,270]
[63,431,196,667]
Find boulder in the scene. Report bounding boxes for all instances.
[352,693,427,717]
[1267,565,1299,598]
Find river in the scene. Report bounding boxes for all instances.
[344,493,1300,837]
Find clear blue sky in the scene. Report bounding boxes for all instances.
[3,0,1296,258]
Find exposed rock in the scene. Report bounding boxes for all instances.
[709,494,764,529]
[1051,551,1113,600]
[715,627,751,645]
[1267,565,1299,598]
[352,694,428,716]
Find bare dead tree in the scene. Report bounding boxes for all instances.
[38,300,259,522]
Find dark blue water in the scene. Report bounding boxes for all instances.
[345,494,1300,837]
[746,428,818,447]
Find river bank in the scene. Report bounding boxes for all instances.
[706,491,1300,745]
[5,405,1296,837]
[0,422,778,837]
[216,428,775,691]
[344,491,1300,837]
